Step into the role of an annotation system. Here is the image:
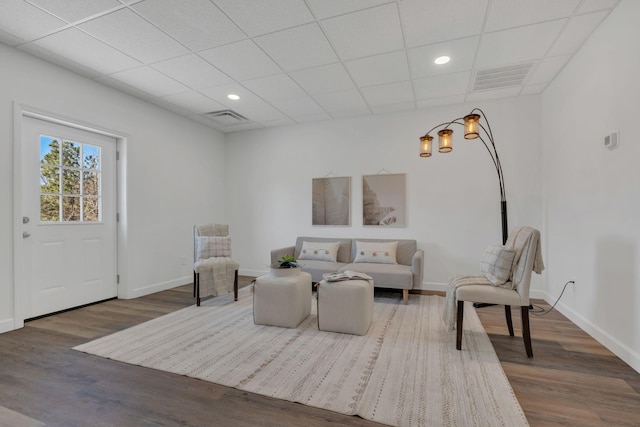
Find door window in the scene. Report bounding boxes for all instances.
[40,135,101,222]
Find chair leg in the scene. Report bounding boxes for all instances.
[233,269,239,301]
[521,305,533,358]
[456,300,464,350]
[193,270,196,297]
[403,289,409,305]
[505,305,514,336]
[196,272,201,307]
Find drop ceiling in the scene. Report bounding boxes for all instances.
[0,0,620,133]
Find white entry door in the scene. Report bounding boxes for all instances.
[21,116,117,319]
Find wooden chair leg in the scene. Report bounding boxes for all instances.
[233,269,239,301]
[456,300,464,350]
[521,305,533,358]
[505,305,514,336]
[196,272,201,307]
[403,289,409,305]
[193,270,196,297]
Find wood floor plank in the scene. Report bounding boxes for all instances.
[1,279,639,426]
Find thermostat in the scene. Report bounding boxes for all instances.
[604,131,619,150]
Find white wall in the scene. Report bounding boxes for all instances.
[226,96,544,292]
[541,0,640,372]
[0,43,227,332]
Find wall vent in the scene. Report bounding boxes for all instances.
[472,63,534,91]
[203,110,248,126]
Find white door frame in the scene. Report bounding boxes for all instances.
[12,102,128,329]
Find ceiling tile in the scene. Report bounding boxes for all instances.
[19,43,104,78]
[152,54,232,89]
[485,0,580,32]
[293,112,332,123]
[0,0,66,43]
[29,28,140,75]
[242,74,306,101]
[306,0,391,19]
[400,0,488,47]
[408,36,479,79]
[577,0,620,14]
[465,87,521,102]
[28,0,122,23]
[370,102,415,115]
[199,83,287,122]
[260,118,296,128]
[199,40,282,82]
[269,96,325,117]
[345,51,410,88]
[79,8,189,63]
[132,0,246,51]
[157,91,225,113]
[212,0,313,36]
[413,72,471,100]
[476,20,567,68]
[527,55,571,85]
[521,84,547,95]
[329,106,371,119]
[321,3,403,61]
[313,89,368,113]
[109,66,190,97]
[255,23,338,72]
[416,95,466,109]
[360,81,414,107]
[289,63,355,95]
[548,11,608,56]
[95,75,155,99]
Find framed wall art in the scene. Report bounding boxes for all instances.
[312,176,351,226]
[362,173,406,227]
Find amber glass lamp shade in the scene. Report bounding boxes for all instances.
[463,114,481,140]
[438,129,453,153]
[420,135,433,157]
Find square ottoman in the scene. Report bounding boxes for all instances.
[317,278,374,335]
[253,268,312,328]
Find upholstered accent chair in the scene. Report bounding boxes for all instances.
[448,226,544,357]
[193,224,239,306]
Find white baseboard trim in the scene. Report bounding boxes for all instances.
[120,276,192,299]
[550,296,640,374]
[0,318,17,334]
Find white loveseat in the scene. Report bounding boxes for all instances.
[271,237,424,304]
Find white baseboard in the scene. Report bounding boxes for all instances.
[0,318,17,334]
[550,296,640,374]
[120,276,192,299]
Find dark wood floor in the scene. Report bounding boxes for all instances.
[1,277,639,427]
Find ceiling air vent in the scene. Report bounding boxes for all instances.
[472,63,534,91]
[203,109,248,126]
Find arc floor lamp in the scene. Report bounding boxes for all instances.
[419,107,508,245]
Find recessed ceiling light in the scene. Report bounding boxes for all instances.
[434,56,450,65]
[227,94,240,100]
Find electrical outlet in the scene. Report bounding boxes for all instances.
[180,256,186,265]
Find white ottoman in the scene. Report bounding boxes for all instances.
[317,279,374,335]
[253,268,312,328]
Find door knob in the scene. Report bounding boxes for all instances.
[23,232,31,238]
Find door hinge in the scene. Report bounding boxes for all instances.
[116,213,120,222]
[117,274,120,284]
[116,151,120,160]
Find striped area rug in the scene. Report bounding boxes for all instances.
[74,288,528,427]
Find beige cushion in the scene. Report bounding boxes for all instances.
[354,241,398,264]
[298,241,340,262]
[196,236,231,259]
[480,244,516,287]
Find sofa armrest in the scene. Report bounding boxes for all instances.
[271,245,295,266]
[411,249,424,289]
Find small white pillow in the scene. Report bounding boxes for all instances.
[354,241,398,264]
[197,236,231,259]
[480,244,517,287]
[298,241,340,262]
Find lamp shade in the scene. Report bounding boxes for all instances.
[463,114,481,139]
[438,129,453,153]
[420,135,433,157]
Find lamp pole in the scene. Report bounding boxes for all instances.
[420,108,508,243]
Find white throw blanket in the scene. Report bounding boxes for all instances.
[444,228,545,330]
[195,257,238,298]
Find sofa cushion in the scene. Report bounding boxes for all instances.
[298,241,340,262]
[353,240,398,264]
[295,237,352,263]
[349,238,416,266]
[340,263,413,290]
[298,260,348,283]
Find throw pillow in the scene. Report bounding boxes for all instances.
[480,244,517,287]
[298,241,340,262]
[197,236,232,259]
[353,241,398,264]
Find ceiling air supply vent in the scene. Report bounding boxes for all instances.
[472,63,534,91]
[203,109,248,126]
